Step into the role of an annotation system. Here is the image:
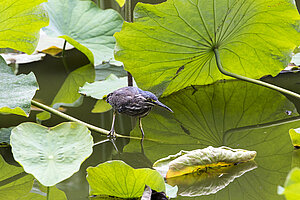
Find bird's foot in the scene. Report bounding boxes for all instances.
[107,131,119,152]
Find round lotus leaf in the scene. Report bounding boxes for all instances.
[10,122,93,186]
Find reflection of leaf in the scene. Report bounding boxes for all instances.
[0,56,39,117]
[153,146,256,178]
[289,128,300,147]
[37,64,95,120]
[10,122,93,186]
[79,74,136,100]
[278,167,300,200]
[86,160,165,198]
[0,0,48,54]
[167,161,257,197]
[115,0,300,96]
[125,80,297,199]
[0,155,34,200]
[44,0,123,65]
[0,127,13,146]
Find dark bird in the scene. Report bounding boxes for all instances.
[106,86,173,141]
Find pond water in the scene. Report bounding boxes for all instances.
[1,49,300,200]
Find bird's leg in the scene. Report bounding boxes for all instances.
[139,117,145,154]
[108,110,119,152]
[108,110,117,138]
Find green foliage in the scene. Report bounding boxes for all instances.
[43,0,124,65]
[278,167,300,200]
[0,0,48,54]
[115,0,300,96]
[92,99,112,113]
[86,160,165,198]
[10,122,93,186]
[0,155,34,200]
[0,56,39,117]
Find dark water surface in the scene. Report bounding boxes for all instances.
[1,49,300,199]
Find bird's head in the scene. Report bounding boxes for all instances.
[139,89,173,113]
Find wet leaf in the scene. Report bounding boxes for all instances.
[125,80,297,199]
[0,155,34,200]
[0,56,39,117]
[43,0,123,65]
[290,128,300,147]
[79,74,136,100]
[10,122,93,186]
[278,167,300,200]
[86,160,165,198]
[22,185,67,200]
[115,0,300,96]
[37,64,95,121]
[153,146,256,178]
[0,0,48,54]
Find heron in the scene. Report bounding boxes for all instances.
[106,86,173,144]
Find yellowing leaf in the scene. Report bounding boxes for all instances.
[153,146,256,178]
[115,0,125,7]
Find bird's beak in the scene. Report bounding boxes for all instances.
[154,100,173,113]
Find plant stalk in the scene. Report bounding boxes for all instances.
[47,187,50,200]
[213,48,300,99]
[61,40,69,73]
[31,100,143,140]
[125,0,134,86]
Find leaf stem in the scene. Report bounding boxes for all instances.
[61,40,69,73]
[213,48,300,99]
[125,0,134,86]
[31,100,142,140]
[47,187,50,200]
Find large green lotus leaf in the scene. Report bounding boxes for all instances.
[10,122,93,186]
[43,0,123,65]
[37,64,95,120]
[115,0,300,96]
[86,160,165,198]
[0,155,34,200]
[124,80,297,199]
[0,0,48,54]
[0,56,39,117]
[278,167,300,200]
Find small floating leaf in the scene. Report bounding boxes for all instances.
[10,122,93,186]
[0,56,39,117]
[86,160,165,198]
[278,167,300,200]
[289,128,300,148]
[153,146,256,178]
